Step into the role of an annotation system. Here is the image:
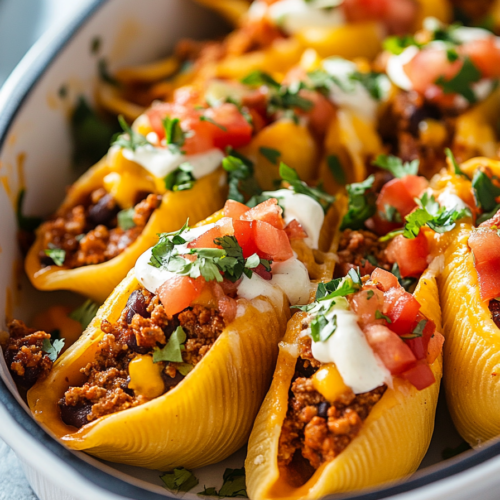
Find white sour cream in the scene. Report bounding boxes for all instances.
[437,190,468,212]
[122,145,224,180]
[263,189,324,249]
[270,258,312,305]
[322,58,388,121]
[309,300,391,393]
[237,272,284,307]
[386,45,419,92]
[268,0,345,35]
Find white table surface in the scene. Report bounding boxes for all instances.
[0,1,93,497]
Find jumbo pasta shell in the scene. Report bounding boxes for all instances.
[439,221,500,445]
[25,156,227,303]
[246,269,442,498]
[28,271,289,470]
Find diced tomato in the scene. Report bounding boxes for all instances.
[296,89,336,138]
[462,38,500,79]
[253,221,293,261]
[284,219,307,240]
[187,219,233,249]
[241,198,285,229]
[224,200,250,220]
[365,214,401,237]
[385,232,429,278]
[364,324,417,375]
[349,287,385,327]
[468,228,500,301]
[210,282,238,323]
[233,220,261,258]
[427,332,445,365]
[370,268,399,292]
[400,175,429,199]
[158,276,204,316]
[479,209,500,228]
[218,296,237,323]
[401,361,435,391]
[384,287,421,336]
[405,314,435,360]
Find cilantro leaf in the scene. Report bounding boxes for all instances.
[153,326,187,363]
[16,189,42,232]
[117,208,136,230]
[44,245,66,267]
[445,148,470,179]
[69,300,99,330]
[279,163,335,213]
[373,154,419,178]
[149,222,189,269]
[222,153,262,203]
[241,71,280,89]
[112,115,151,151]
[349,71,389,101]
[436,57,481,103]
[200,115,227,131]
[383,35,420,55]
[401,319,428,339]
[164,162,196,191]
[161,468,199,493]
[219,468,247,498]
[472,169,500,212]
[177,362,194,376]
[311,314,337,342]
[340,175,377,230]
[42,338,65,362]
[375,310,392,323]
[327,155,346,186]
[317,269,362,302]
[163,116,186,148]
[259,147,281,165]
[391,263,417,293]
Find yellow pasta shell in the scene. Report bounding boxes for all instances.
[246,269,442,499]
[28,270,290,470]
[439,221,500,446]
[25,157,227,303]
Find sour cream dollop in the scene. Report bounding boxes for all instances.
[263,189,324,249]
[308,299,391,393]
[271,258,312,305]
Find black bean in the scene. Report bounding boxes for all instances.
[125,290,149,322]
[295,358,317,378]
[161,317,180,338]
[317,401,330,419]
[87,194,119,226]
[124,332,149,354]
[408,103,441,137]
[121,377,135,396]
[59,402,93,428]
[161,370,184,391]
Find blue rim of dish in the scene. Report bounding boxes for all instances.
[1,1,500,498]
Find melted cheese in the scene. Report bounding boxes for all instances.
[128,355,165,399]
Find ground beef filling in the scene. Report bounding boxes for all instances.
[3,320,53,390]
[334,229,392,278]
[490,300,500,328]
[39,188,161,268]
[59,289,225,428]
[278,335,386,476]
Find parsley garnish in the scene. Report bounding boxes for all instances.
[373,154,419,178]
[162,116,186,149]
[241,71,280,89]
[112,115,151,151]
[381,204,402,223]
[44,245,66,266]
[472,169,500,213]
[222,153,262,203]
[366,290,374,300]
[279,163,335,213]
[311,314,336,342]
[42,338,65,362]
[436,57,481,104]
[375,310,392,323]
[117,208,136,230]
[199,468,247,498]
[259,147,281,165]
[69,300,99,330]
[161,468,199,493]
[164,163,196,191]
[153,326,187,363]
[327,155,346,185]
[313,268,362,302]
[340,176,376,230]
[200,115,227,131]
[445,148,470,179]
[16,189,42,232]
[401,319,428,339]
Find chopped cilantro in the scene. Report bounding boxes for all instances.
[366,290,374,300]
[16,189,42,232]
[112,115,151,151]
[311,314,336,342]
[340,176,376,230]
[162,116,186,149]
[98,58,119,86]
[383,35,420,55]
[241,71,280,89]
[117,208,136,230]
[349,71,389,101]
[153,326,187,363]
[315,269,362,302]
[375,310,392,323]
[327,155,346,185]
[279,163,335,213]
[222,153,262,203]
[69,300,99,330]
[42,338,65,362]
[391,263,417,293]
[149,222,189,269]
[472,169,500,212]
[446,48,459,62]
[164,163,196,191]
[259,147,281,165]
[44,245,66,267]
[381,204,402,223]
[177,362,194,376]
[445,148,470,179]
[373,154,419,178]
[161,467,199,493]
[198,468,247,498]
[436,57,481,104]
[401,319,428,339]
[200,115,227,131]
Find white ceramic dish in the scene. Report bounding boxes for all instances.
[2,1,500,499]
